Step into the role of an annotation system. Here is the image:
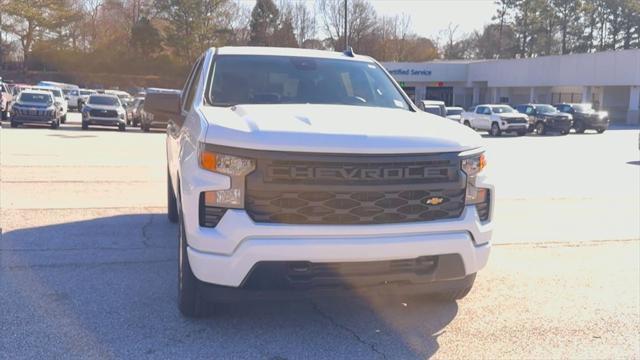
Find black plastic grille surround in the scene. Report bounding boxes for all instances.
[199,193,227,227]
[475,191,491,222]
[244,151,466,225]
[89,109,118,118]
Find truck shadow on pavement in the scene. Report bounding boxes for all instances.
[1,213,458,359]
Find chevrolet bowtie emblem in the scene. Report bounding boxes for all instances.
[425,197,444,205]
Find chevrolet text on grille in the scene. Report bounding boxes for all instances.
[266,165,446,181]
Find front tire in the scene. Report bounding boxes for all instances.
[516,130,527,136]
[61,114,67,124]
[490,122,501,137]
[118,123,126,132]
[573,120,585,134]
[463,120,471,128]
[597,128,606,134]
[142,122,150,132]
[178,207,208,318]
[50,119,60,129]
[81,121,88,130]
[535,122,546,135]
[10,121,18,128]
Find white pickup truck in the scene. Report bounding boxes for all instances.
[462,104,529,136]
[148,47,493,317]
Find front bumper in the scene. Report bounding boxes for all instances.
[181,161,493,288]
[583,118,609,130]
[499,122,528,132]
[12,114,56,124]
[84,116,124,127]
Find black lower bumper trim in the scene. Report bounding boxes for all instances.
[197,254,470,302]
[198,274,476,302]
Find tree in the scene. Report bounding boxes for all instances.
[249,0,279,46]
[1,0,79,68]
[272,15,298,47]
[551,0,581,54]
[155,0,235,63]
[130,17,161,57]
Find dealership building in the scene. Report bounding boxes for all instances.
[383,49,640,124]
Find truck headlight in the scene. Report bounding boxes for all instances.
[199,146,255,208]
[461,153,487,204]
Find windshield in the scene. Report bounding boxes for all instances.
[491,105,515,114]
[536,105,558,114]
[209,55,410,110]
[19,93,52,104]
[573,104,593,112]
[446,109,462,115]
[89,96,120,106]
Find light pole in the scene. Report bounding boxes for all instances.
[344,0,348,50]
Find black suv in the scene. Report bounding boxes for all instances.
[554,103,608,134]
[515,104,573,135]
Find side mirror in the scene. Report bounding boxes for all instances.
[144,90,182,126]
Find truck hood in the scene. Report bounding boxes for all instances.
[201,104,483,154]
[496,113,527,119]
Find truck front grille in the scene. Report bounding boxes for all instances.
[89,109,118,118]
[244,151,466,225]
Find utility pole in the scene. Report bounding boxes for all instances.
[344,0,348,50]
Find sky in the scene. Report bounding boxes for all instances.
[240,0,499,41]
[369,0,498,40]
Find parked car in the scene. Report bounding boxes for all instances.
[32,86,68,123]
[129,97,145,127]
[416,99,446,117]
[151,46,493,317]
[81,94,127,131]
[10,83,32,97]
[9,89,60,129]
[0,81,15,121]
[462,104,529,136]
[515,104,573,135]
[77,89,97,110]
[445,106,464,123]
[37,81,81,111]
[554,103,609,134]
[140,88,180,132]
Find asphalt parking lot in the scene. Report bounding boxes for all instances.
[1,113,639,359]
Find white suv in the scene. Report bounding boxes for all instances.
[152,47,493,317]
[32,86,68,123]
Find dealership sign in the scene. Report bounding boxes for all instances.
[387,69,432,77]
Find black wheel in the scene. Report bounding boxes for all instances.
[118,123,126,131]
[167,170,179,223]
[81,121,88,130]
[178,206,208,318]
[10,121,18,128]
[463,120,471,128]
[560,129,569,135]
[573,120,585,134]
[1,110,8,121]
[50,119,60,129]
[434,274,476,302]
[490,122,501,137]
[535,122,546,135]
[126,119,131,126]
[142,123,150,132]
[61,114,67,124]
[516,130,527,136]
[596,128,606,134]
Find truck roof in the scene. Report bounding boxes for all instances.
[214,46,374,63]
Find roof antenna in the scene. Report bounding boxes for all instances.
[343,46,355,57]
